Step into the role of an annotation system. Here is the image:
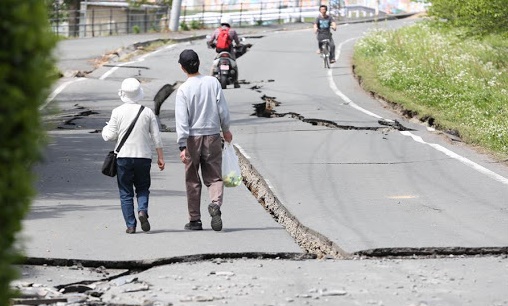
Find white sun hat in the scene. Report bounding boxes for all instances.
[118,78,144,103]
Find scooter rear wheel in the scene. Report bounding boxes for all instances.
[220,75,228,89]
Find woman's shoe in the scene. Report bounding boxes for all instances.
[138,211,151,232]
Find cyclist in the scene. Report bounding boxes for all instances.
[207,16,241,87]
[313,5,337,63]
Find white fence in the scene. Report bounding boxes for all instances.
[49,3,422,37]
[179,5,390,27]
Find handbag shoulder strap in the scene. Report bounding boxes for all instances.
[115,105,145,153]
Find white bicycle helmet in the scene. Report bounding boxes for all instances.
[220,16,232,26]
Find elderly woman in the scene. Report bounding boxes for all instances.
[102,78,165,234]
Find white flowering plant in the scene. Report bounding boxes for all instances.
[353,22,508,158]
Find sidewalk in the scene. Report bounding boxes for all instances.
[14,22,508,306]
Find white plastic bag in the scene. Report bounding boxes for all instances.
[222,142,242,187]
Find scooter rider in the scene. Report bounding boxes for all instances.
[314,5,337,63]
[207,16,241,87]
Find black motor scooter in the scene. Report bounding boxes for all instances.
[215,50,238,89]
[208,38,252,89]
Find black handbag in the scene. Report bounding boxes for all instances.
[101,151,118,177]
[102,105,145,177]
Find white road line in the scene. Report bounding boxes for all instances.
[328,38,388,120]
[41,78,86,110]
[99,60,138,80]
[235,144,251,159]
[236,143,274,189]
[400,131,508,185]
[100,44,177,80]
[328,38,508,185]
[45,44,180,110]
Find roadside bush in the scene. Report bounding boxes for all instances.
[428,0,508,35]
[353,22,508,157]
[190,20,202,30]
[0,0,57,304]
[180,21,190,31]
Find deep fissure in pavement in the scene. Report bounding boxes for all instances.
[243,88,507,259]
[236,146,350,260]
[22,252,315,270]
[251,94,411,132]
[29,80,506,271]
[235,146,508,259]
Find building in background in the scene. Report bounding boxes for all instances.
[345,0,426,13]
[79,1,167,37]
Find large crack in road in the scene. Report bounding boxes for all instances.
[237,142,508,259]
[20,84,507,305]
[19,38,508,306]
[241,85,508,260]
[38,82,508,262]
[252,93,411,132]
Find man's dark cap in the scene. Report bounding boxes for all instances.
[178,49,200,67]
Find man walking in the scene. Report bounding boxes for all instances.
[175,49,233,231]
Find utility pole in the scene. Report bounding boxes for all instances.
[169,0,182,31]
[83,0,88,37]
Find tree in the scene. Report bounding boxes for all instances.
[0,0,57,304]
[64,0,81,37]
[45,0,79,37]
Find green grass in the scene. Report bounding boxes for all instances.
[353,21,508,159]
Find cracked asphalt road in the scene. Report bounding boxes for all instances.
[14,19,508,306]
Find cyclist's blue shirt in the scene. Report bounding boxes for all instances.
[315,15,334,34]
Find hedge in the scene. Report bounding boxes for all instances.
[0,0,57,304]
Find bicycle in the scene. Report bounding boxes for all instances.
[320,39,331,69]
